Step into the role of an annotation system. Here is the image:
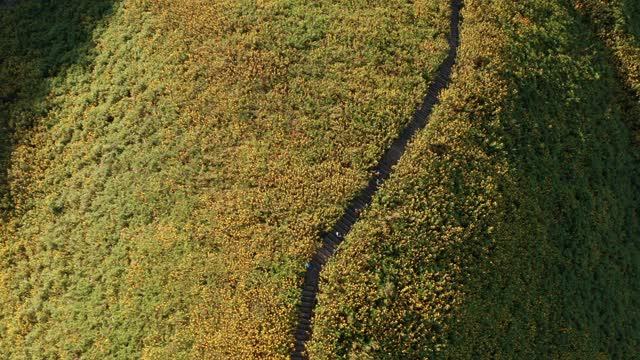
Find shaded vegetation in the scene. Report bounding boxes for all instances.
[0,0,449,357]
[624,0,640,38]
[310,0,640,358]
[573,0,640,127]
[0,0,116,214]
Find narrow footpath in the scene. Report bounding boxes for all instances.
[292,1,463,358]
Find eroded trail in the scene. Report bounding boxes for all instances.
[291,1,463,358]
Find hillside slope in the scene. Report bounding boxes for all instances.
[0,0,450,358]
[311,0,640,358]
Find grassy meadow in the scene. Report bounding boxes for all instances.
[1,0,639,359]
[0,0,449,358]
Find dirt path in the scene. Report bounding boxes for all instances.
[292,1,463,358]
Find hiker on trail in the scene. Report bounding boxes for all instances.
[335,231,343,239]
[305,262,313,270]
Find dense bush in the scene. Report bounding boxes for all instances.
[573,0,640,143]
[0,0,449,358]
[310,0,640,358]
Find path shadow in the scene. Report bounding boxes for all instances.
[0,0,117,215]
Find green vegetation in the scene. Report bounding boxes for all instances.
[0,0,450,357]
[310,0,640,358]
[0,0,116,214]
[626,0,640,38]
[573,0,640,143]
[2,0,638,359]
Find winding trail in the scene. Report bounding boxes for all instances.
[292,1,462,358]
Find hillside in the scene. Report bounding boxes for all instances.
[1,0,450,358]
[1,0,639,359]
[311,0,640,358]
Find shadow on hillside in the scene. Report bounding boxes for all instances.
[0,0,117,215]
[448,3,640,357]
[622,0,640,39]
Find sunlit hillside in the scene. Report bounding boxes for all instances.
[1,0,449,358]
[1,0,638,359]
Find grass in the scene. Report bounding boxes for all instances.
[0,0,450,357]
[0,0,116,215]
[2,0,638,358]
[310,0,640,358]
